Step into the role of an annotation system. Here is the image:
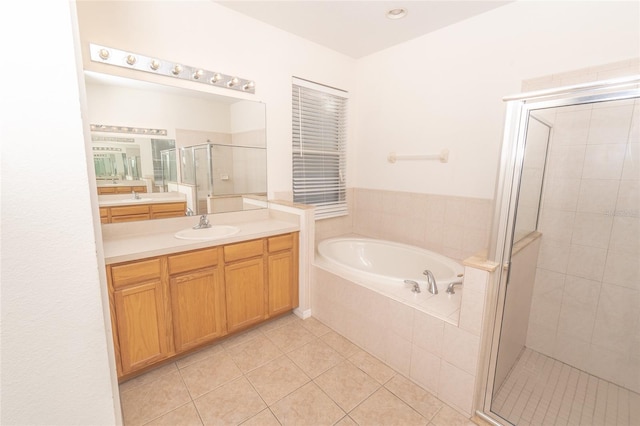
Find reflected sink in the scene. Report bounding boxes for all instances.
[174,225,240,240]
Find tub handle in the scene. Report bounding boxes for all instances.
[404,280,421,293]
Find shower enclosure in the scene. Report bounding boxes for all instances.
[481,76,640,426]
[180,142,267,215]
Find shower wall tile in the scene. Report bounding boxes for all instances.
[554,332,589,371]
[622,143,640,180]
[537,240,570,273]
[538,209,575,245]
[587,104,635,145]
[603,250,640,290]
[547,144,586,179]
[609,216,640,255]
[552,110,591,145]
[582,143,627,180]
[566,245,607,281]
[616,180,640,212]
[576,179,619,214]
[542,178,580,211]
[570,213,613,249]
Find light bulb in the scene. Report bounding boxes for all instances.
[210,73,222,84]
[149,59,160,70]
[227,77,240,87]
[193,69,204,79]
[126,55,137,65]
[172,64,182,75]
[98,48,110,60]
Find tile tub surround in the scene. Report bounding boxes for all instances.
[118,313,481,426]
[311,263,491,416]
[316,188,493,262]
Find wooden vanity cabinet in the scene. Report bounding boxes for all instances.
[101,201,186,223]
[97,185,147,195]
[223,239,266,333]
[168,248,226,352]
[108,258,171,375]
[150,202,187,220]
[106,231,299,379]
[267,233,299,316]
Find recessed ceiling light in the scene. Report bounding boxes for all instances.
[386,8,407,20]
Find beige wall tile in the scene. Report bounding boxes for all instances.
[437,360,475,416]
[442,324,480,375]
[409,345,441,395]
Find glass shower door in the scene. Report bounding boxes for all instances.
[486,85,640,426]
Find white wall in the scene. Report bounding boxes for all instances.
[0,1,119,424]
[76,0,357,199]
[355,1,639,199]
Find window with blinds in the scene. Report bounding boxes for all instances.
[292,78,348,219]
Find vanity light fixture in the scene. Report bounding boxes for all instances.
[386,7,407,19]
[89,43,256,94]
[90,123,168,136]
[149,59,161,71]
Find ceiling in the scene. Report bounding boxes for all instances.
[215,1,512,58]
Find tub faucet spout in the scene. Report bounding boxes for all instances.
[423,270,438,294]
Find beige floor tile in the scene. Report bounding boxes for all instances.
[430,405,476,426]
[270,382,346,425]
[335,415,358,426]
[194,377,266,425]
[385,374,443,420]
[221,328,263,350]
[258,313,302,333]
[246,355,310,405]
[264,322,315,353]
[314,360,381,412]
[179,351,242,398]
[175,344,226,370]
[240,408,281,426]
[227,334,283,373]
[349,387,427,426]
[144,402,203,426]
[287,339,344,378]
[349,349,396,384]
[321,331,360,357]
[300,316,332,336]
[121,370,191,426]
[120,362,178,393]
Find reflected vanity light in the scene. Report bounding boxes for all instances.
[89,43,256,94]
[90,124,168,136]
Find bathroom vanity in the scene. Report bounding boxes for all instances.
[98,193,188,223]
[102,215,299,380]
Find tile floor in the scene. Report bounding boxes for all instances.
[492,347,640,426]
[119,313,479,426]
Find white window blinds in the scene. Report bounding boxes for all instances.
[292,78,348,219]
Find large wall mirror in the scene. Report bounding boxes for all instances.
[85,71,267,220]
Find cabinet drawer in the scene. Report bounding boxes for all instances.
[268,234,293,253]
[111,214,150,223]
[99,207,108,217]
[224,239,263,262]
[151,202,186,214]
[110,205,149,216]
[168,248,218,275]
[111,258,162,289]
[98,187,117,194]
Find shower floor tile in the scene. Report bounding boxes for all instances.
[492,347,640,426]
[119,313,481,426]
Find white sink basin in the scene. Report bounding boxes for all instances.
[174,225,240,240]
[129,198,153,203]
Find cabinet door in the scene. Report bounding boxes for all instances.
[170,267,226,352]
[225,258,265,333]
[114,280,170,374]
[268,251,296,316]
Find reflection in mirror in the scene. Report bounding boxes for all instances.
[84,71,267,218]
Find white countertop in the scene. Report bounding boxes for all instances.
[98,193,187,207]
[102,213,299,264]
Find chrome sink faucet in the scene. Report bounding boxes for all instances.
[423,270,438,294]
[193,214,211,229]
[131,190,141,200]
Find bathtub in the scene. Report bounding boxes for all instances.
[315,237,464,322]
